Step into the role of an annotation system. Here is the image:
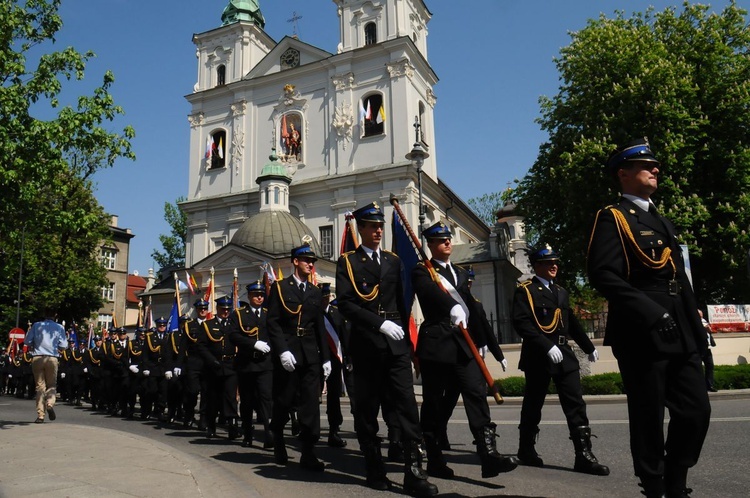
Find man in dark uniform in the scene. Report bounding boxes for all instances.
[165,316,188,424]
[412,222,518,480]
[125,328,146,419]
[197,296,241,439]
[142,318,169,421]
[336,202,437,496]
[587,138,710,497]
[319,282,353,448]
[182,299,210,430]
[267,243,331,471]
[512,246,609,476]
[109,327,131,416]
[229,280,274,448]
[84,336,104,410]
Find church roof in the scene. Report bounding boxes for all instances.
[231,211,321,257]
[256,150,291,184]
[221,0,265,27]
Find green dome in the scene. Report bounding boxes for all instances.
[256,149,291,184]
[221,0,265,27]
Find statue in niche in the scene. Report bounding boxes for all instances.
[279,113,302,163]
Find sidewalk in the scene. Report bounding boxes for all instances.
[0,422,254,498]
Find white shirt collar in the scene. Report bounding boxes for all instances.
[536,275,552,289]
[360,245,380,260]
[622,194,653,213]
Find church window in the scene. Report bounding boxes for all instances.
[217,65,226,86]
[362,93,385,137]
[319,226,333,259]
[264,188,270,205]
[365,22,377,45]
[208,130,227,170]
[279,112,302,163]
[418,102,428,147]
[274,187,280,204]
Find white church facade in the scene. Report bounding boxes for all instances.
[157,0,525,343]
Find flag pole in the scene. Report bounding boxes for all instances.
[389,194,503,405]
[173,272,182,315]
[210,266,216,316]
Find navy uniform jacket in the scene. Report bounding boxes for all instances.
[182,320,206,372]
[412,260,502,364]
[196,317,237,375]
[336,247,410,357]
[143,332,169,376]
[266,277,329,366]
[164,330,185,372]
[512,276,595,375]
[229,306,273,373]
[587,197,704,357]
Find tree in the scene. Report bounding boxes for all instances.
[0,0,135,335]
[515,1,750,303]
[468,187,517,227]
[152,197,187,270]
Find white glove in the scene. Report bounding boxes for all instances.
[7,374,12,378]
[501,358,508,371]
[254,340,271,354]
[60,372,66,379]
[379,320,405,341]
[547,345,563,364]
[173,367,181,377]
[588,349,599,363]
[449,304,467,329]
[280,351,297,372]
[165,370,173,380]
[143,369,150,377]
[322,360,332,379]
[82,368,87,373]
[129,365,139,374]
[478,345,488,359]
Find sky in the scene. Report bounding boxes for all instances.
[42,0,737,276]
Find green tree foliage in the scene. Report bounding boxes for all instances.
[468,188,517,227]
[151,197,187,270]
[515,1,750,303]
[0,0,135,335]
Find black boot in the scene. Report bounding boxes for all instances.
[362,439,390,491]
[517,426,544,467]
[403,440,438,497]
[290,411,300,436]
[242,424,254,447]
[300,441,325,471]
[639,476,666,498]
[273,431,288,465]
[263,429,275,450]
[327,426,347,447]
[477,424,519,478]
[424,433,455,479]
[571,426,609,476]
[665,463,692,497]
[387,427,404,463]
[227,418,241,440]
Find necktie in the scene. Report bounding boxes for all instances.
[372,251,380,266]
[444,264,455,286]
[648,203,659,216]
[299,282,305,292]
[256,309,261,319]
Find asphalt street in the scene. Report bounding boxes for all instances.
[1,391,748,497]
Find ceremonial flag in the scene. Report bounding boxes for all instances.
[281,114,289,138]
[175,277,189,293]
[87,322,94,348]
[391,210,420,352]
[233,268,239,309]
[167,298,180,332]
[376,105,386,124]
[69,323,79,348]
[185,271,196,294]
[205,136,211,159]
[203,278,214,319]
[365,99,372,120]
[277,266,284,280]
[218,136,224,159]
[340,211,359,254]
[358,98,366,125]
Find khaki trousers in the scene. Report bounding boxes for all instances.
[32,356,59,419]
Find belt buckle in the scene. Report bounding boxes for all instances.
[558,336,567,346]
[668,280,679,296]
[296,328,306,337]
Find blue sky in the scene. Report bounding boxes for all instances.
[44,0,736,275]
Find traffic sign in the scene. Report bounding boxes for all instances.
[8,327,25,340]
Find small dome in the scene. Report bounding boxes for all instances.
[496,202,517,219]
[256,149,291,185]
[231,211,321,256]
[221,0,265,27]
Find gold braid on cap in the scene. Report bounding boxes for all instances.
[520,281,563,333]
[602,206,676,280]
[343,253,379,301]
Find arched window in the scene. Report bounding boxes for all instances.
[217,65,226,86]
[208,130,226,170]
[362,93,385,137]
[264,188,270,205]
[274,187,280,204]
[418,102,428,146]
[364,22,377,45]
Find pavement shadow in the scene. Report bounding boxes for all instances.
[0,420,35,429]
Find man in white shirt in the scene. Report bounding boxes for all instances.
[25,309,67,423]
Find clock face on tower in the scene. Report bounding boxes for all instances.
[280,48,300,69]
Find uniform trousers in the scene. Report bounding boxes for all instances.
[325,357,356,428]
[204,362,239,427]
[271,360,320,442]
[520,366,589,433]
[31,356,58,418]
[353,348,421,445]
[238,369,273,431]
[420,357,490,437]
[617,351,710,479]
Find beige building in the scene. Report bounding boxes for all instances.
[96,216,134,331]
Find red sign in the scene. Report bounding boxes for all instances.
[8,327,25,340]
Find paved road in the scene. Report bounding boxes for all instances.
[1,391,748,497]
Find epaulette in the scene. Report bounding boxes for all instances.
[382,249,398,257]
[519,280,533,288]
[342,250,356,257]
[416,261,427,267]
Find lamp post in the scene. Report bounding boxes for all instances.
[405,116,430,245]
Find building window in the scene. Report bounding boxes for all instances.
[319,226,333,259]
[365,22,377,45]
[217,65,226,86]
[208,130,226,170]
[211,237,225,252]
[101,282,115,302]
[418,102,429,147]
[362,93,385,137]
[100,248,116,270]
[97,314,113,332]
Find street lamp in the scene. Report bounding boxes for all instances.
[405,116,430,244]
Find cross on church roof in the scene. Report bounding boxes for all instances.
[287,11,303,37]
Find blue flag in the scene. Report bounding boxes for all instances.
[166,298,180,332]
[391,210,420,311]
[69,323,79,348]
